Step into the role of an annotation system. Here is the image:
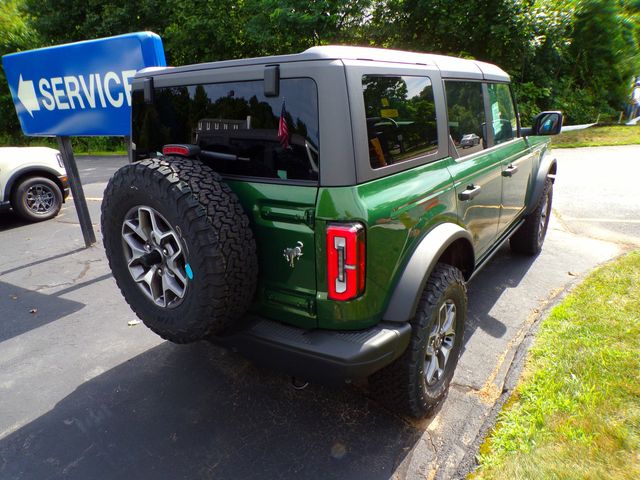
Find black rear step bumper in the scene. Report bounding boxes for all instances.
[213,317,412,383]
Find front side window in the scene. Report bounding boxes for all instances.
[132,78,319,182]
[362,75,438,169]
[445,81,486,158]
[488,83,517,144]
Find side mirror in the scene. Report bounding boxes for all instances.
[522,111,563,136]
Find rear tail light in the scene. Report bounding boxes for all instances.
[163,145,190,156]
[162,144,201,157]
[327,223,365,300]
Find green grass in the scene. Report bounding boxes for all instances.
[75,150,127,156]
[473,251,640,480]
[0,134,126,155]
[552,125,640,148]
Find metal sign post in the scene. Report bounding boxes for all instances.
[56,136,96,247]
[2,32,166,247]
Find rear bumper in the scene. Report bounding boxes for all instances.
[214,317,412,383]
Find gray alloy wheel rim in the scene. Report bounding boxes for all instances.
[424,300,457,386]
[25,183,56,214]
[121,206,189,308]
[538,192,550,246]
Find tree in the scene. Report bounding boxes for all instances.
[386,0,533,72]
[0,0,38,139]
[244,0,374,55]
[23,0,172,46]
[569,0,636,112]
[4,0,640,136]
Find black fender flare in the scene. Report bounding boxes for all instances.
[383,223,474,323]
[525,152,557,216]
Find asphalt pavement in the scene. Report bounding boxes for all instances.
[0,147,637,479]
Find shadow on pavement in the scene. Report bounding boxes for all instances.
[462,244,537,348]
[0,239,539,480]
[53,273,113,297]
[0,247,87,276]
[0,281,85,343]
[0,342,420,480]
[0,211,30,233]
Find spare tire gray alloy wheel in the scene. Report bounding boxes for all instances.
[101,158,258,343]
[122,206,189,308]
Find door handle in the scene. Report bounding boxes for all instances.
[502,164,519,177]
[458,184,482,201]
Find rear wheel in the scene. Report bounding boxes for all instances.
[11,176,62,222]
[510,179,553,255]
[370,264,467,418]
[101,157,257,343]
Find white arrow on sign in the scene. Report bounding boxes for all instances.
[17,75,41,117]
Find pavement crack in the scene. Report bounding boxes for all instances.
[552,209,637,248]
[449,382,482,393]
[427,432,438,455]
[552,209,574,234]
[32,259,102,292]
[76,260,95,282]
[61,443,95,475]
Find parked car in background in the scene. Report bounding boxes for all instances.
[0,147,69,221]
[460,133,481,148]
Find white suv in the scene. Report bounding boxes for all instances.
[0,147,69,222]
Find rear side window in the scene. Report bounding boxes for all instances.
[132,78,319,182]
[487,83,517,144]
[362,75,438,169]
[445,81,486,158]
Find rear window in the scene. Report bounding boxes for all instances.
[362,75,438,169]
[132,78,319,182]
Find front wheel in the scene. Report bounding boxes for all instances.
[510,179,553,255]
[370,264,467,418]
[11,176,62,222]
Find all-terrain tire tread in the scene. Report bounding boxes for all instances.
[370,263,467,418]
[101,157,257,343]
[162,156,258,320]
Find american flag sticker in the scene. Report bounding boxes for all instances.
[278,100,290,149]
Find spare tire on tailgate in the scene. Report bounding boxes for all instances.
[101,156,258,343]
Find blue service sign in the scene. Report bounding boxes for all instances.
[2,32,166,136]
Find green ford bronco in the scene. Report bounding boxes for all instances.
[101,46,562,418]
